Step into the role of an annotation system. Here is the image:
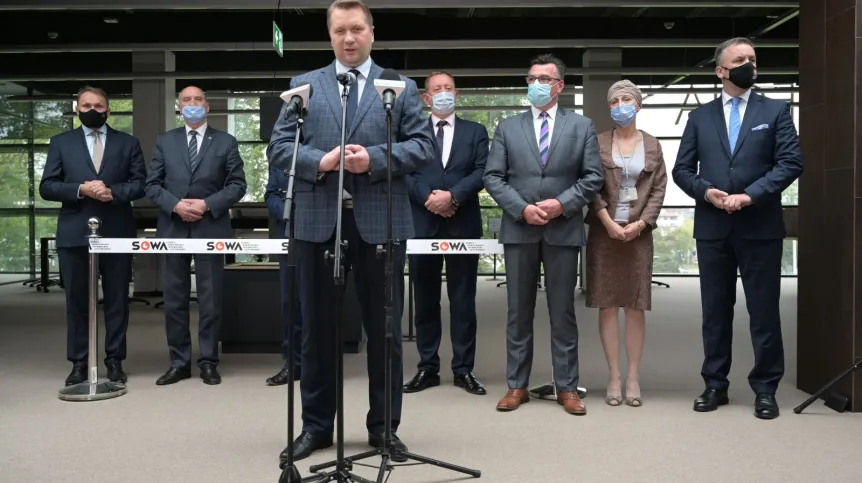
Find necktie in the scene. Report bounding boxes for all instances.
[728,97,741,155]
[188,130,198,170]
[539,111,550,166]
[436,120,447,165]
[345,69,361,129]
[90,131,103,172]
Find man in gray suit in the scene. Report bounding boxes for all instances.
[267,0,435,462]
[483,54,603,416]
[145,85,247,386]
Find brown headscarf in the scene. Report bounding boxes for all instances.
[607,80,643,107]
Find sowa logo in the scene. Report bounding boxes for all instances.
[205,241,244,251]
[430,241,468,252]
[131,240,168,251]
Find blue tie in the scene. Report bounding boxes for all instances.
[728,97,741,155]
[345,69,360,129]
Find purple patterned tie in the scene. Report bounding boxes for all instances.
[539,111,549,166]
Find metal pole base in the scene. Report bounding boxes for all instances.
[309,447,480,483]
[58,380,127,402]
[529,382,587,400]
[277,464,308,483]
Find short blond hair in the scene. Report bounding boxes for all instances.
[327,0,374,29]
[424,71,456,91]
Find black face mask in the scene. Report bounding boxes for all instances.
[78,109,108,129]
[725,61,757,90]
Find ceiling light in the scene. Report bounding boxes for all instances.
[103,17,119,24]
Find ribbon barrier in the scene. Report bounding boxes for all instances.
[88,237,505,255]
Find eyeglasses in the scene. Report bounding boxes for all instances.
[525,76,560,85]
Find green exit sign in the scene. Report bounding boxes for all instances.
[273,21,283,57]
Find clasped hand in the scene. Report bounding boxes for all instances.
[426,190,454,217]
[174,199,207,222]
[82,180,112,202]
[319,145,371,174]
[605,220,645,242]
[521,199,564,225]
[706,188,752,214]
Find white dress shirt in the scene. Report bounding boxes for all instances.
[185,122,208,157]
[333,57,373,200]
[82,124,107,161]
[530,103,558,150]
[430,112,455,168]
[721,89,751,134]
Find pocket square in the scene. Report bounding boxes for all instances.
[752,124,769,131]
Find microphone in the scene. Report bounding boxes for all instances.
[280,83,313,118]
[374,69,406,111]
[336,71,357,86]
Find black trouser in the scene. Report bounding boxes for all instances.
[278,255,302,368]
[58,247,132,366]
[696,231,784,394]
[162,253,224,369]
[409,227,479,376]
[296,210,406,436]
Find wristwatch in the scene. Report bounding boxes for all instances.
[451,195,460,209]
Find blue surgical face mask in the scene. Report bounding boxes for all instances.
[432,91,456,116]
[610,103,637,127]
[181,105,207,124]
[527,81,554,108]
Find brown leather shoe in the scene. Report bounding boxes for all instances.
[496,388,529,411]
[558,391,586,415]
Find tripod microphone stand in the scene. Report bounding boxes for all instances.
[310,71,481,483]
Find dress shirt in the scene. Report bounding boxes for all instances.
[185,122,208,157]
[721,89,751,133]
[530,103,558,149]
[430,113,455,168]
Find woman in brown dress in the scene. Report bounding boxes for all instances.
[585,80,667,407]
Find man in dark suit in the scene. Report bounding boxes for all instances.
[483,54,603,416]
[39,86,147,386]
[266,0,435,462]
[403,71,488,396]
[145,85,247,386]
[264,166,303,385]
[672,37,803,419]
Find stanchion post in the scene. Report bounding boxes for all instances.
[404,261,415,342]
[58,217,128,402]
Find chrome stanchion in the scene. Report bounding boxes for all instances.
[58,217,127,402]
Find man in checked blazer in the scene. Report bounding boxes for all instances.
[145,85,247,387]
[267,0,435,462]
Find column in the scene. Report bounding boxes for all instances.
[797,0,862,411]
[579,49,621,290]
[131,51,175,296]
[206,93,228,132]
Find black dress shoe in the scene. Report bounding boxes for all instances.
[200,363,221,385]
[65,365,87,387]
[156,367,192,386]
[693,388,729,412]
[403,370,440,393]
[368,432,408,463]
[106,362,127,384]
[266,364,300,386]
[280,432,333,462]
[754,393,780,420]
[454,372,487,395]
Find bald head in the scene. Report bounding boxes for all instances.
[178,86,207,105]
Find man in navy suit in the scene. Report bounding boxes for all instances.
[403,71,488,397]
[264,166,303,385]
[672,37,803,419]
[267,0,434,462]
[39,86,147,386]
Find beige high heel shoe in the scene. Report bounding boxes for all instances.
[606,378,623,406]
[625,380,642,407]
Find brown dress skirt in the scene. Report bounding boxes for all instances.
[585,223,654,311]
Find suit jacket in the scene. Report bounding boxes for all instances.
[672,92,803,240]
[483,107,604,246]
[587,130,668,230]
[266,60,436,244]
[145,126,247,239]
[405,116,488,239]
[39,125,147,247]
[265,166,288,238]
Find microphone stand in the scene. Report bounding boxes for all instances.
[311,96,481,483]
[277,107,305,483]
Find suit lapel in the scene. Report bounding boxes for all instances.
[193,128,215,173]
[520,112,543,169]
[349,63,382,138]
[709,98,732,160]
[546,108,568,169]
[175,128,192,171]
[321,63,344,123]
[75,127,98,176]
[447,116,467,171]
[731,92,762,159]
[97,127,120,176]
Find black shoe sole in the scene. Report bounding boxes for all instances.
[693,397,729,412]
[403,377,440,393]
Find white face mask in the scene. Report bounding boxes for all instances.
[431,91,456,116]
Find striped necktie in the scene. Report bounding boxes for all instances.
[539,111,550,166]
[188,130,198,170]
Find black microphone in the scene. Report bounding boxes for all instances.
[280,83,313,118]
[336,71,357,86]
[374,69,406,112]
